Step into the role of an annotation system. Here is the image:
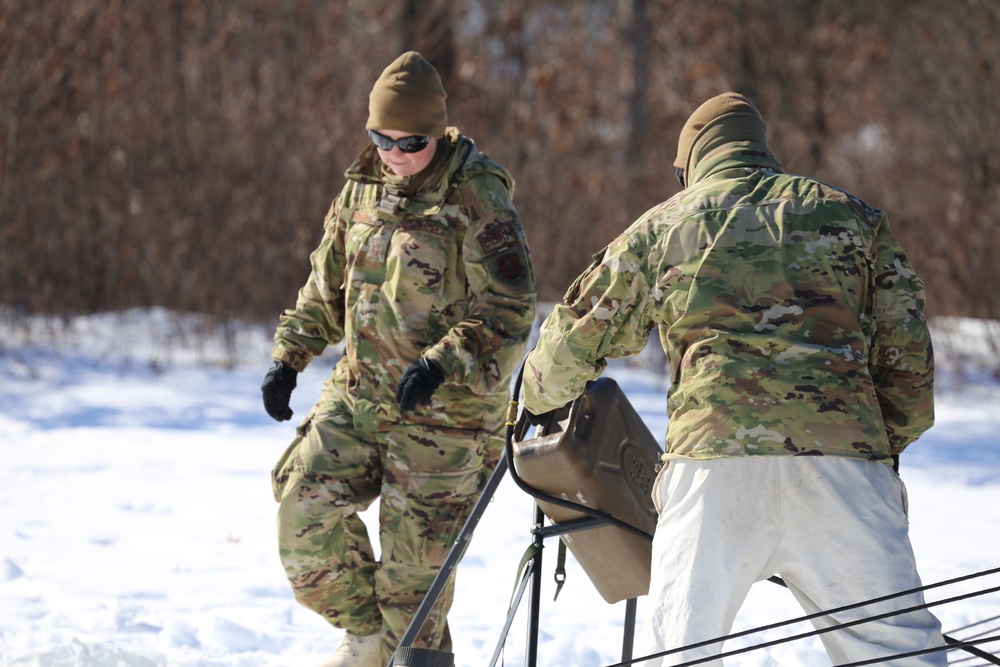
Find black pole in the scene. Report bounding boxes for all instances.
[525,503,545,667]
[488,556,536,667]
[622,597,638,663]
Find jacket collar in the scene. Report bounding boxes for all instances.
[687,142,785,188]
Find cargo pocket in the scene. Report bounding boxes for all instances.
[388,467,482,568]
[270,418,312,503]
[381,427,487,568]
[651,461,671,515]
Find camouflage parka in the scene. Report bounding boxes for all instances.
[523,141,933,463]
[273,128,536,433]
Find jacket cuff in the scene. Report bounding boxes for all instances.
[271,346,312,373]
[423,344,461,383]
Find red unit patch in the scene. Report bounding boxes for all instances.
[494,252,527,284]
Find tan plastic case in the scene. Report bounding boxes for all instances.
[512,377,664,603]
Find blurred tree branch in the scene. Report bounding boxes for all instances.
[0,0,996,338]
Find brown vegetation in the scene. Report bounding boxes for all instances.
[2,0,998,332]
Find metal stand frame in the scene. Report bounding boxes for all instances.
[487,502,639,667]
[388,458,640,667]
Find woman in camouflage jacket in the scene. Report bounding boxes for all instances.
[263,52,535,667]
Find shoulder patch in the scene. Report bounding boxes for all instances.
[477,221,518,255]
[493,251,528,285]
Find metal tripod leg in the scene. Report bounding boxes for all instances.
[525,503,545,667]
[622,597,638,663]
[488,545,537,667]
[489,503,640,667]
[487,502,546,667]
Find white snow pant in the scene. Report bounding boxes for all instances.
[637,456,947,667]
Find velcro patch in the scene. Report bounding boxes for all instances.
[402,219,451,237]
[477,221,518,255]
[351,209,378,225]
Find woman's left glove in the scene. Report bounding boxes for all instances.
[261,361,298,421]
[395,358,445,413]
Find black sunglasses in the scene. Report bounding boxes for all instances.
[368,130,431,154]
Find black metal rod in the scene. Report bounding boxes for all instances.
[533,515,607,539]
[613,582,1000,667]
[525,503,545,667]
[489,556,536,667]
[943,634,1000,665]
[622,597,638,663]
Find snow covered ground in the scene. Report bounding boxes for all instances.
[1,310,998,667]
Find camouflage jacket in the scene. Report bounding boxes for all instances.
[273,128,536,433]
[523,143,933,462]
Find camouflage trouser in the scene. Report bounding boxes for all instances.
[271,411,499,663]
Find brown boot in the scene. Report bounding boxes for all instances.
[319,632,383,667]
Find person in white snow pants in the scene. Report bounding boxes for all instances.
[521,92,946,666]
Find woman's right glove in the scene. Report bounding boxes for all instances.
[395,357,445,413]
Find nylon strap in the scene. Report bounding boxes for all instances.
[553,539,567,601]
[509,542,542,607]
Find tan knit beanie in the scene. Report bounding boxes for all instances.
[674,92,766,172]
[366,51,448,137]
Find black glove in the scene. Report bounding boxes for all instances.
[396,358,445,413]
[261,361,297,421]
[524,404,570,432]
[892,454,900,473]
[525,410,548,426]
